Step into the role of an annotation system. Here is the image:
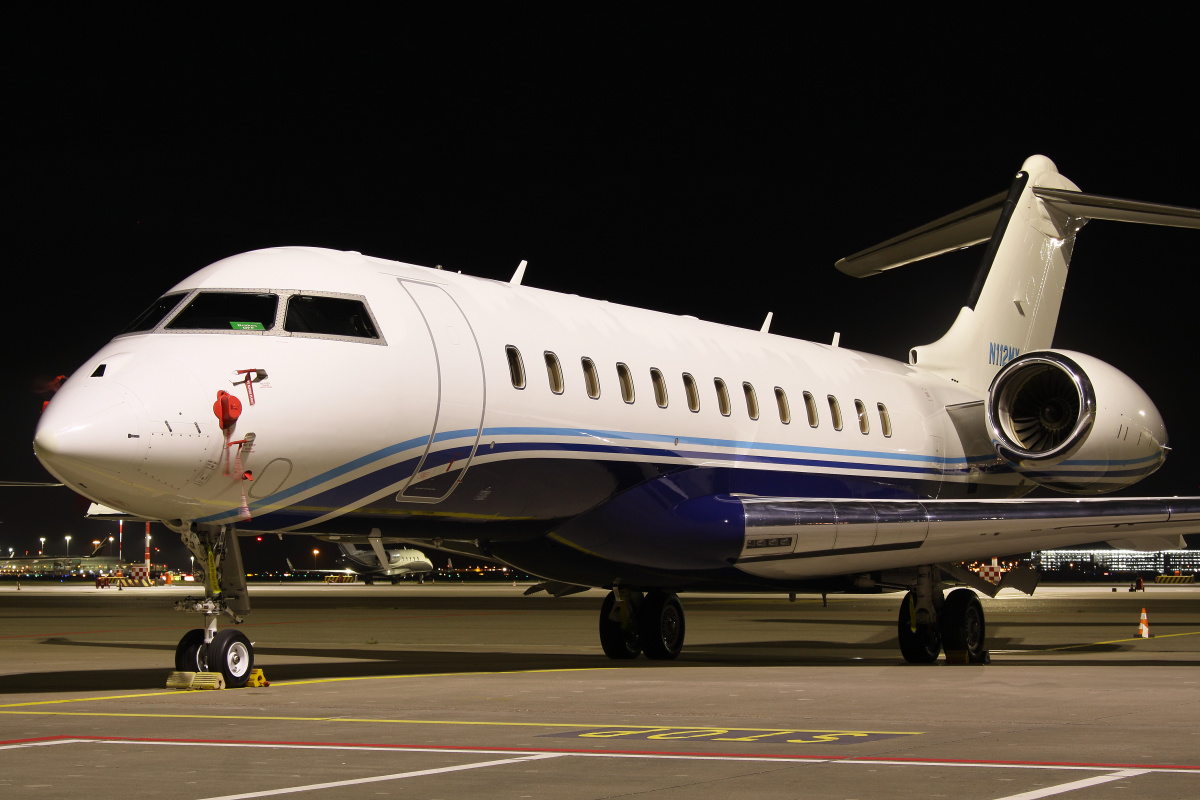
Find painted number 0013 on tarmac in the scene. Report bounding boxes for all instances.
[547,727,920,745]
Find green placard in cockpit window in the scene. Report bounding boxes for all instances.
[230,321,265,330]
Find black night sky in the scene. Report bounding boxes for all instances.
[3,10,1198,569]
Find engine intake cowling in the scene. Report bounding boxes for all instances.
[986,350,1167,494]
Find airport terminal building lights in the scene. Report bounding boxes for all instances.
[1034,549,1200,575]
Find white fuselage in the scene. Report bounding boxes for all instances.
[33,246,1170,590]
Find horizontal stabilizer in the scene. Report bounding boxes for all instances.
[836,191,1006,277]
[837,180,1200,280]
[1033,187,1200,229]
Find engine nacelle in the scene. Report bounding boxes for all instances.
[986,350,1168,494]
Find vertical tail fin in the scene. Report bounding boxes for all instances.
[910,155,1084,392]
[838,155,1200,394]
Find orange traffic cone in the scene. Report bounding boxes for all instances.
[1137,608,1149,638]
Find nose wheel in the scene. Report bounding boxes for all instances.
[175,628,208,672]
[174,627,255,685]
[209,629,254,684]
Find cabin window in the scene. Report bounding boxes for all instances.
[650,368,668,408]
[878,402,893,438]
[616,362,635,403]
[775,387,790,424]
[506,346,526,389]
[166,291,279,331]
[743,382,759,420]
[714,378,731,416]
[582,357,600,399]
[121,292,188,334]
[803,391,819,427]
[544,352,564,394]
[284,294,379,339]
[855,399,870,434]
[682,373,700,412]
[828,395,843,431]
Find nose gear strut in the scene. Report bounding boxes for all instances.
[173,523,255,687]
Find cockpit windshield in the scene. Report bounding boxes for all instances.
[117,288,383,343]
[166,292,279,331]
[284,294,379,339]
[119,292,188,334]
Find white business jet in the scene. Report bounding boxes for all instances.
[289,542,434,583]
[32,155,1200,686]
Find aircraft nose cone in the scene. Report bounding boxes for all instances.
[34,384,146,485]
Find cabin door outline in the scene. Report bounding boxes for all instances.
[397,279,485,502]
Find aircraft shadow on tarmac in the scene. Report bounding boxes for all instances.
[2,634,1191,695]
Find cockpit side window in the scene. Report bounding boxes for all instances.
[166,292,279,331]
[119,292,188,334]
[284,294,379,339]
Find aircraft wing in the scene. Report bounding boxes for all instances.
[732,495,1200,580]
[285,558,355,575]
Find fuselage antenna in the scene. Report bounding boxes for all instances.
[510,259,529,286]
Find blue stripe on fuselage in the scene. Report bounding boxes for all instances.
[211,426,953,528]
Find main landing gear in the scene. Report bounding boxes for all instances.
[173,523,255,687]
[599,587,686,660]
[897,565,988,664]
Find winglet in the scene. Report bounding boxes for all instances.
[509,259,528,285]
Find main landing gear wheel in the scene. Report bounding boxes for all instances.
[897,591,941,664]
[599,591,641,659]
[941,588,988,663]
[175,628,208,672]
[209,629,254,687]
[640,591,685,660]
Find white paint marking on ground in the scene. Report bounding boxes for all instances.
[991,769,1149,800]
[194,753,562,800]
[0,739,87,750]
[7,739,1198,779]
[85,738,836,764]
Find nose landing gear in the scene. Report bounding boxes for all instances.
[173,523,255,687]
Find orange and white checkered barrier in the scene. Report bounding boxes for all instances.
[977,558,1004,585]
